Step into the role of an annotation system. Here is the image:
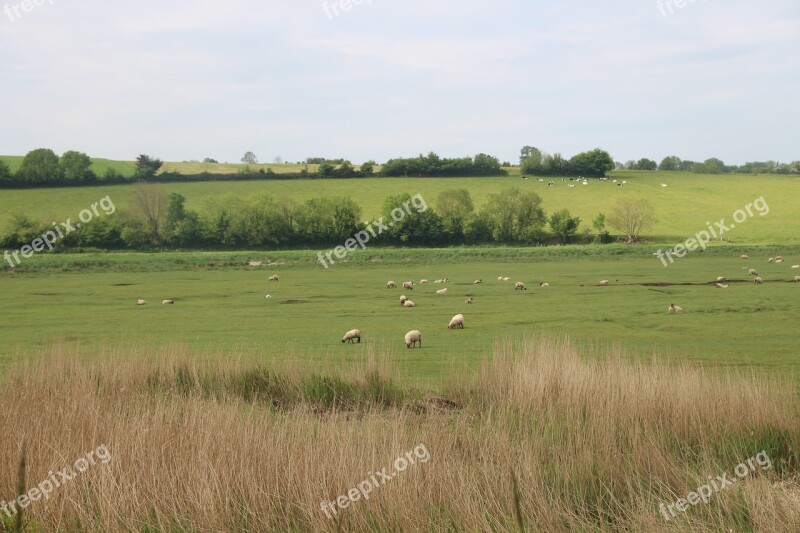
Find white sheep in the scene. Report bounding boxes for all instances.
[716,276,727,282]
[754,276,764,284]
[448,314,464,329]
[404,330,422,348]
[434,279,442,284]
[403,281,414,291]
[403,300,416,307]
[748,268,759,276]
[792,265,800,269]
[341,329,362,344]
[539,282,549,287]
[775,256,783,261]
[136,299,147,305]
[473,279,483,284]
[599,280,609,286]
[400,295,408,304]
[387,281,397,288]
[436,288,448,295]
[265,294,272,299]
[162,299,175,305]
[794,276,800,283]
[465,297,473,304]
[247,260,263,266]
[768,257,774,263]
[420,279,429,284]
[668,303,683,313]
[714,282,728,289]
[775,258,784,264]
[515,282,527,290]
[502,276,510,281]
[661,183,668,188]
[268,275,279,281]
[741,254,749,259]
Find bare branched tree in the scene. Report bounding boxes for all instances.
[606,199,657,244]
[131,183,169,245]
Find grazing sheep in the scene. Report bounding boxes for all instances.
[668,304,683,313]
[403,281,414,291]
[775,256,784,261]
[754,276,764,284]
[387,281,397,288]
[419,279,429,284]
[403,300,416,307]
[539,282,549,287]
[716,276,727,282]
[794,276,800,283]
[748,268,759,276]
[268,275,279,281]
[473,279,483,284]
[265,294,272,299]
[741,254,749,259]
[341,329,362,344]
[434,279,442,284]
[792,265,800,269]
[404,330,422,348]
[448,314,465,329]
[162,299,175,305]
[465,297,473,304]
[661,183,668,188]
[768,257,774,263]
[775,258,784,264]
[599,280,609,286]
[714,283,728,289]
[497,276,504,281]
[436,288,448,295]
[400,295,408,304]
[136,299,147,305]
[247,260,263,266]
[514,282,527,290]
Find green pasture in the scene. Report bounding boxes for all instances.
[2,247,798,384]
[2,171,797,244]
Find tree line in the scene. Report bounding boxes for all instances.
[0,185,659,253]
[618,155,800,174]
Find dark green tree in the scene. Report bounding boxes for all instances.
[60,150,93,182]
[549,209,581,244]
[19,148,61,183]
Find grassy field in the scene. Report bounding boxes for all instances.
[2,171,797,244]
[2,247,799,385]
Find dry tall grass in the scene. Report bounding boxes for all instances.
[1,338,798,532]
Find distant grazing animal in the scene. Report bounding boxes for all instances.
[668,304,683,313]
[792,265,800,269]
[436,288,448,295]
[568,184,575,188]
[514,282,527,290]
[617,183,624,187]
[775,258,784,264]
[404,330,422,348]
[716,276,727,282]
[419,279,429,284]
[162,299,175,305]
[794,276,800,283]
[714,282,728,289]
[768,257,774,263]
[136,299,147,305]
[753,276,764,284]
[497,276,504,281]
[741,254,749,259]
[775,256,783,261]
[661,183,668,188]
[341,329,362,344]
[448,314,465,329]
[473,279,482,284]
[599,280,609,286]
[502,277,511,281]
[403,281,414,291]
[403,300,416,307]
[465,297,473,304]
[539,282,549,287]
[264,294,272,299]
[748,269,759,276]
[247,260,263,266]
[400,295,408,305]
[268,275,279,281]
[387,281,397,288]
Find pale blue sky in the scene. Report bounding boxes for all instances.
[1,0,798,165]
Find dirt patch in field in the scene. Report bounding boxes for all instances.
[281,299,307,305]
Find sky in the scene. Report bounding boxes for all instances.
[0,0,798,166]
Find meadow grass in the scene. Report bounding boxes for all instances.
[2,171,797,244]
[0,338,797,531]
[2,247,800,384]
